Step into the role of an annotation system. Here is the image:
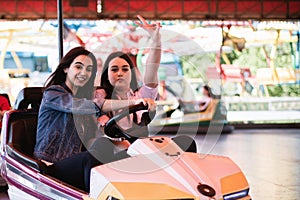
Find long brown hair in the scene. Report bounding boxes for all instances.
[100,51,139,99]
[44,46,97,99]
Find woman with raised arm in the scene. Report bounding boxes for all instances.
[96,15,196,153]
[95,15,161,135]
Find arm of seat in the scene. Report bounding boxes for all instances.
[6,144,47,173]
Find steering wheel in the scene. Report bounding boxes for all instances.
[104,102,155,144]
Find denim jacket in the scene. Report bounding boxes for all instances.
[34,84,104,163]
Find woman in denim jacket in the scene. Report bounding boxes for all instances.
[34,46,156,192]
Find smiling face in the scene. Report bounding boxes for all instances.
[108,57,132,92]
[64,55,93,94]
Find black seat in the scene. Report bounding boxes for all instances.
[13,87,44,110]
[3,87,90,192]
[4,109,47,172]
[3,87,46,172]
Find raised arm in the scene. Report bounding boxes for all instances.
[135,15,162,88]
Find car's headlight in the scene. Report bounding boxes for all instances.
[223,188,249,200]
[106,196,119,200]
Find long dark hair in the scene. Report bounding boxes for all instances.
[44,46,97,99]
[100,51,139,99]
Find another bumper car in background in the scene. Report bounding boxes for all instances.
[149,84,234,135]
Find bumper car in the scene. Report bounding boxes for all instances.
[1,87,250,200]
[149,97,234,135]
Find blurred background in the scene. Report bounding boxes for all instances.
[0,0,300,126]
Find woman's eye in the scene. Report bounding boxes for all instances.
[86,66,93,72]
[76,65,83,70]
[110,68,119,72]
[122,67,129,72]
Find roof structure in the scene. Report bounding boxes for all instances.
[0,0,299,21]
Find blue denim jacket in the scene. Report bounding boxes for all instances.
[34,84,103,163]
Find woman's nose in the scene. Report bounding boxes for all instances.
[117,69,123,76]
[81,69,86,75]
[80,68,88,76]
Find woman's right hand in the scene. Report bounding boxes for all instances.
[139,98,156,112]
[135,15,161,46]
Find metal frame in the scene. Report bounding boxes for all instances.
[0,0,299,20]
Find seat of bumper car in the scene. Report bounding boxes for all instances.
[13,87,44,110]
[5,87,46,172]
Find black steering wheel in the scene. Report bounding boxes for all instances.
[104,102,155,144]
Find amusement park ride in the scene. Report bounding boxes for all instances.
[202,20,299,97]
[0,87,251,200]
[0,1,299,198]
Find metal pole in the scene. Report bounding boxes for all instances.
[57,0,63,61]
